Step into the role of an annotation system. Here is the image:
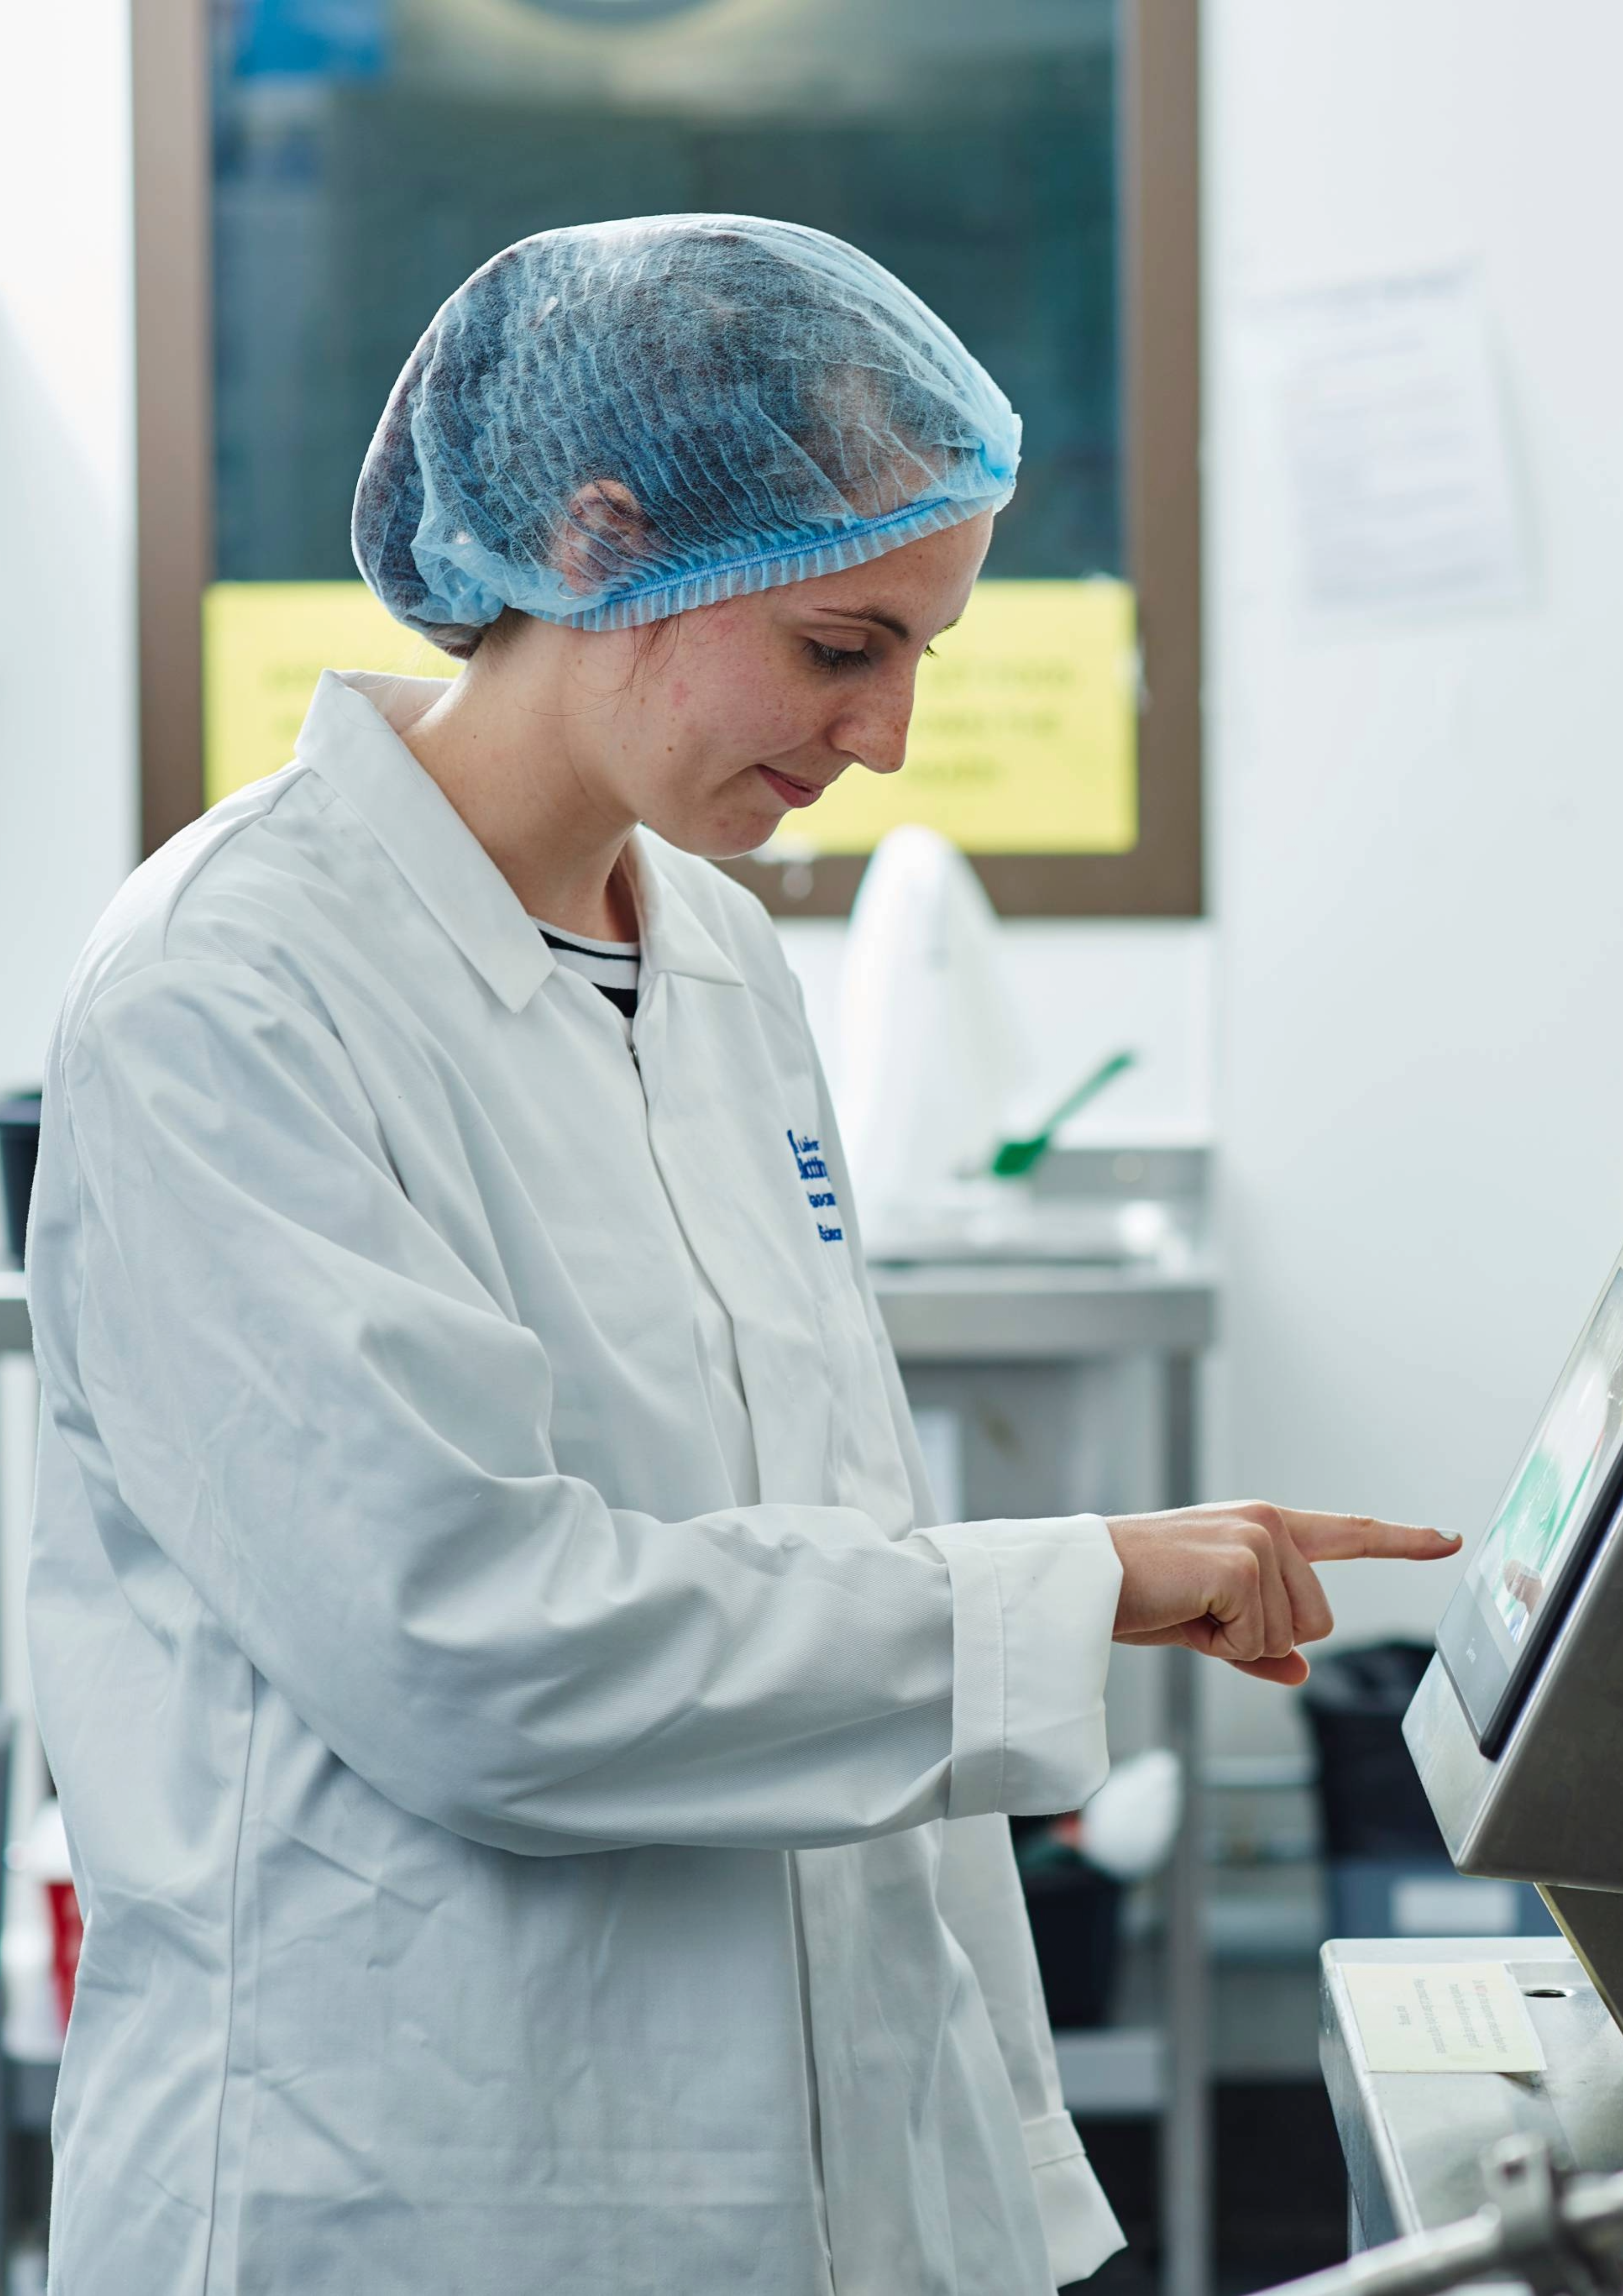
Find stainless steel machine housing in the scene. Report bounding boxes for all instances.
[1404,1506,1623,2021]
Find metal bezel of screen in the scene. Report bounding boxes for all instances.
[1437,1435,1623,1761]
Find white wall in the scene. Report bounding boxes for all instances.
[1205,0,1623,1747]
[0,0,139,1096]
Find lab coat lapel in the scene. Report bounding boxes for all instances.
[630,848,837,1506]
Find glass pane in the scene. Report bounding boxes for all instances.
[211,0,1122,591]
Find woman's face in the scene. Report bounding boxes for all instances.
[501,510,995,860]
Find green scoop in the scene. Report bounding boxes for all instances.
[988,1051,1138,1179]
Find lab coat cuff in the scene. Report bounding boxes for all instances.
[917,1515,1121,1820]
[1024,2113,1129,2284]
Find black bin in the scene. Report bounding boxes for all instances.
[1300,1639,1445,1860]
[0,1093,42,1267]
[1301,1638,1554,1938]
[1011,1818,1124,2029]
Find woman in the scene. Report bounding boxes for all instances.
[25,216,1457,2296]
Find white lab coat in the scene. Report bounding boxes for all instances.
[25,668,1126,2296]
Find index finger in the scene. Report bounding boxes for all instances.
[1274,1511,1463,1563]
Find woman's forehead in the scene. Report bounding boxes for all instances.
[779,515,994,627]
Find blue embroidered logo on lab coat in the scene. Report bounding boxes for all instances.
[787,1131,843,1242]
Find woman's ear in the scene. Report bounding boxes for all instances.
[554,479,653,595]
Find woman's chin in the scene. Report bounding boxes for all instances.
[646,805,786,863]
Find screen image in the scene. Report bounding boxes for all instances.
[1470,1269,1623,1650]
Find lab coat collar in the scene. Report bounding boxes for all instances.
[622,834,745,991]
[298,670,555,1015]
[298,669,745,1007]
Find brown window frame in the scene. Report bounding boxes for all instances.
[135,0,1201,917]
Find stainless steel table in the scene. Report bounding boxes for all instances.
[1320,1934,1623,2255]
[872,1258,1215,1361]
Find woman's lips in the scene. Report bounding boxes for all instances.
[757,765,827,809]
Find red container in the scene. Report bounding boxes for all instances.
[43,1878,82,2031]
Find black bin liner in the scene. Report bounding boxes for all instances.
[1299,1638,1447,1859]
[0,1094,42,1267]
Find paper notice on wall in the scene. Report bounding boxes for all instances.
[1342,1960,1545,2074]
[1247,268,1530,622]
[205,576,1139,857]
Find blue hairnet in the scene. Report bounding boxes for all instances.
[352,214,1020,652]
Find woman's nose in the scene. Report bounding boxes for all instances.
[830,686,914,776]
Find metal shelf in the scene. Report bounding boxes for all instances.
[1054,2025,1167,2118]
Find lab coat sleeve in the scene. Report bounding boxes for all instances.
[934,1815,1127,2284]
[40,959,1113,1857]
[799,993,1121,1824]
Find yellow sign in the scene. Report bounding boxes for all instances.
[203,582,458,808]
[766,576,1138,857]
[203,576,1138,854]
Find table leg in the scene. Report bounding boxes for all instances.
[1160,1353,1211,2296]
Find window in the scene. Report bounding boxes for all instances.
[138,0,1200,913]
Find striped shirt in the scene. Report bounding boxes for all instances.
[532,919,640,1023]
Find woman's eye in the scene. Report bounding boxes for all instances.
[804,640,870,675]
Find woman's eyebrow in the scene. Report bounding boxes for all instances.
[808,605,963,643]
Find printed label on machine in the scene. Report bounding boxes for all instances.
[1343,1960,1546,2074]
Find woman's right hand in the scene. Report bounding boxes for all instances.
[1105,1503,1462,1685]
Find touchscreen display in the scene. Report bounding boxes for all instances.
[1470,1269,1623,1649]
[1439,1257,1623,1753]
